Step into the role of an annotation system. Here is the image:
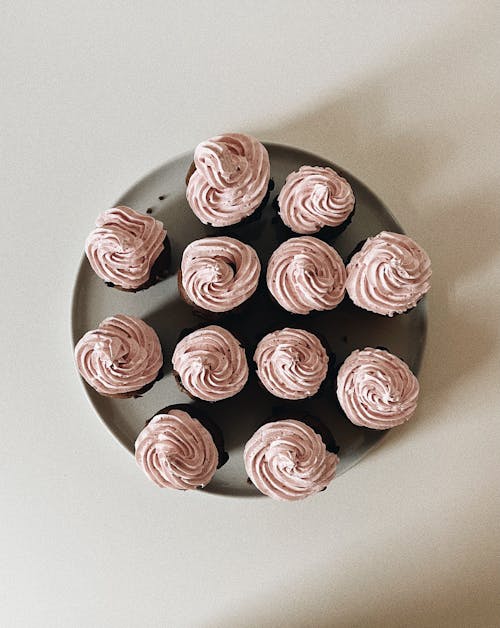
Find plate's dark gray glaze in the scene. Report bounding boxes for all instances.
[71,143,427,497]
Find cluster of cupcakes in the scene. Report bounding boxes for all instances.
[75,133,432,501]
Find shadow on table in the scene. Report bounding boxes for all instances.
[202,10,499,628]
[254,16,500,439]
[205,482,499,628]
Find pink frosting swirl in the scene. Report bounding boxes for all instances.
[346,231,431,316]
[172,325,248,402]
[85,206,167,290]
[75,315,163,396]
[267,236,346,314]
[337,348,419,429]
[244,419,339,501]
[186,133,270,227]
[254,328,329,400]
[180,236,260,313]
[135,409,218,489]
[278,166,355,234]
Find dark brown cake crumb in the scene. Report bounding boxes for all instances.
[158,195,166,201]
[146,208,153,214]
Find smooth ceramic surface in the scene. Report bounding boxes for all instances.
[71,143,427,497]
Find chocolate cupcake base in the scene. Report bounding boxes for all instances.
[173,368,200,402]
[271,196,356,243]
[101,368,164,399]
[220,179,274,232]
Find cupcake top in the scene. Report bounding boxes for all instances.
[266,236,346,314]
[254,328,329,400]
[186,133,270,227]
[180,236,261,313]
[346,231,431,316]
[135,408,218,489]
[336,348,419,429]
[75,314,162,396]
[85,206,167,290]
[172,325,248,402]
[244,419,339,501]
[278,166,355,234]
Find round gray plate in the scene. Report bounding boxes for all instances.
[72,143,427,497]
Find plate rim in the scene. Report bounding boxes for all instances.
[70,142,428,497]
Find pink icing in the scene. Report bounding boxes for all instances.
[85,206,166,290]
[254,328,329,400]
[337,348,419,429]
[180,236,260,313]
[186,133,270,227]
[267,236,346,314]
[244,419,339,501]
[172,325,248,402]
[74,315,163,396]
[346,231,431,316]
[278,166,355,234]
[135,409,218,489]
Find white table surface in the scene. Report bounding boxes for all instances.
[2,2,500,626]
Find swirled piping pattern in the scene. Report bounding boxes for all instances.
[180,236,260,312]
[278,166,354,234]
[345,231,431,315]
[85,206,166,290]
[172,325,248,401]
[135,409,218,489]
[336,348,419,429]
[75,315,162,396]
[244,419,339,501]
[267,236,346,314]
[254,328,328,400]
[186,133,270,226]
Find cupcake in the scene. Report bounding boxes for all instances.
[135,405,228,490]
[172,325,248,402]
[277,165,355,234]
[74,314,163,398]
[336,347,419,429]
[178,236,261,317]
[244,418,340,501]
[85,205,170,291]
[254,328,329,400]
[266,236,346,314]
[186,133,271,227]
[345,231,431,316]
